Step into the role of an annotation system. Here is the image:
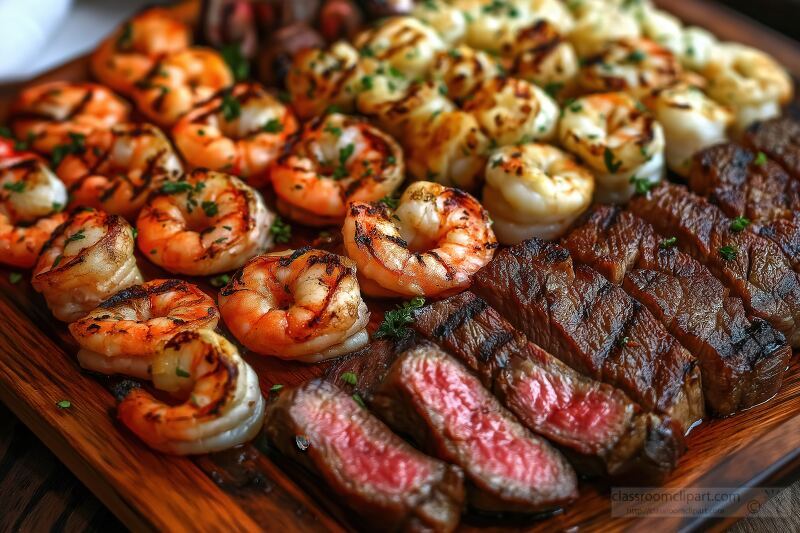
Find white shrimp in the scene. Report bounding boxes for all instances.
[637,7,685,57]
[568,1,641,57]
[680,26,718,71]
[507,21,579,99]
[359,80,456,140]
[643,83,733,176]
[558,92,665,203]
[483,143,595,243]
[412,0,468,45]
[430,45,501,102]
[353,16,446,78]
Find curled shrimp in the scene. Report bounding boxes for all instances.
[9,82,130,154]
[483,143,595,244]
[412,0,468,46]
[680,26,718,71]
[55,123,183,220]
[342,181,498,298]
[463,77,559,146]
[430,45,501,102]
[173,82,298,188]
[507,20,579,99]
[637,7,684,57]
[558,91,665,203]
[353,16,446,78]
[136,169,274,276]
[116,329,265,455]
[643,83,733,176]
[568,0,641,57]
[33,208,143,322]
[0,143,68,268]
[69,279,219,379]
[703,43,794,132]
[578,38,683,98]
[218,248,370,362]
[90,7,191,95]
[286,41,363,120]
[271,113,404,227]
[132,48,233,127]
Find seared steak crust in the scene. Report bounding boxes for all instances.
[743,117,800,181]
[563,206,791,416]
[471,238,704,434]
[265,379,466,532]
[372,342,578,513]
[413,292,685,480]
[629,183,800,347]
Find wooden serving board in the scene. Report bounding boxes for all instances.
[2,1,800,531]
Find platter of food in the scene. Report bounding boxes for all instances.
[1,0,799,531]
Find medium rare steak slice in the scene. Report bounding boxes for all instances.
[265,379,465,532]
[413,292,685,480]
[629,182,800,347]
[688,143,800,272]
[472,238,704,434]
[371,342,578,513]
[563,206,791,416]
[743,117,800,181]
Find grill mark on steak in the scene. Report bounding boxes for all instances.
[743,117,800,181]
[264,379,465,532]
[371,342,578,513]
[562,206,791,416]
[413,292,685,481]
[471,238,704,434]
[629,182,800,347]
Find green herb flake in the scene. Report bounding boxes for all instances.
[65,229,86,244]
[730,216,751,233]
[220,91,242,122]
[116,22,133,50]
[324,124,343,137]
[209,273,231,288]
[544,82,564,98]
[375,297,426,340]
[269,216,292,244]
[262,119,283,134]
[603,148,622,174]
[270,384,283,392]
[3,181,25,193]
[9,272,22,284]
[754,151,768,166]
[352,393,366,408]
[201,200,219,217]
[379,195,399,209]
[50,132,86,167]
[341,372,358,386]
[56,400,71,409]
[361,75,374,91]
[659,236,677,249]
[220,43,250,82]
[629,175,654,195]
[159,181,194,194]
[626,50,647,63]
[719,245,738,261]
[176,367,191,378]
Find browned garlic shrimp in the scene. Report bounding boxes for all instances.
[702,43,794,133]
[558,92,665,203]
[430,45,501,102]
[680,26,718,71]
[578,38,683,98]
[343,181,497,298]
[637,7,685,57]
[117,329,265,455]
[568,0,641,57]
[643,83,733,176]
[412,0,467,45]
[69,279,219,379]
[357,80,455,140]
[33,209,142,322]
[483,143,594,243]
[507,20,579,99]
[136,169,274,276]
[218,248,370,362]
[464,77,560,146]
[173,82,298,188]
[271,113,404,226]
[286,41,363,120]
[55,123,182,221]
[353,16,446,78]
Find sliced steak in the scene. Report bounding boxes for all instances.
[688,142,800,272]
[562,206,791,416]
[743,117,800,181]
[371,342,578,513]
[413,291,685,480]
[629,182,800,347]
[265,379,465,531]
[471,238,704,434]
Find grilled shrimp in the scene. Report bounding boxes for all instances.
[507,20,579,98]
[450,0,525,55]
[132,48,234,127]
[353,16,446,78]
[430,45,501,102]
[464,77,559,146]
[218,248,370,361]
[637,7,684,57]
[357,80,455,140]
[173,83,298,187]
[9,82,130,154]
[342,181,497,297]
[412,0,467,45]
[0,143,68,268]
[286,41,363,120]
[55,123,182,220]
[680,26,718,71]
[568,1,641,57]
[703,43,794,132]
[578,38,683,98]
[643,83,733,176]
[483,143,594,243]
[69,279,219,379]
[136,169,273,276]
[33,208,142,322]
[558,92,665,203]
[271,113,404,227]
[90,7,191,95]
[116,329,265,455]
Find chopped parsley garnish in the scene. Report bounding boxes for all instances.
[159,181,194,194]
[379,195,399,209]
[386,155,396,165]
[352,393,366,408]
[262,119,283,133]
[754,151,768,166]
[626,50,647,63]
[209,273,231,288]
[270,384,283,392]
[544,82,564,98]
[438,83,448,96]
[176,367,191,378]
[375,297,426,340]
[116,22,133,50]
[604,148,623,173]
[269,216,292,244]
[201,200,219,217]
[220,43,250,82]
[630,175,654,195]
[659,236,677,249]
[730,216,751,233]
[52,202,63,212]
[718,245,738,261]
[339,143,354,165]
[65,229,86,244]
[341,372,358,386]
[56,400,71,409]
[324,124,343,137]
[361,75,374,91]
[220,91,242,121]
[490,157,503,168]
[9,272,22,284]
[3,181,25,193]
[51,132,86,167]
[131,227,138,239]
[52,255,63,268]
